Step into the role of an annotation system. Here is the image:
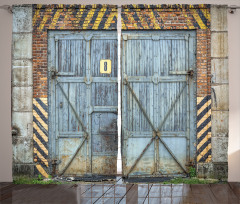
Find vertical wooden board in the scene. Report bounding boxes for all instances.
[58,40,62,72]
[91,113,101,152]
[77,83,88,132]
[57,82,69,132]
[153,39,160,75]
[91,83,117,106]
[68,83,77,132]
[91,39,117,77]
[71,40,86,76]
[66,40,71,73]
[70,40,76,74]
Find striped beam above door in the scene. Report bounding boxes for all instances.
[32,4,118,31]
[121,4,210,30]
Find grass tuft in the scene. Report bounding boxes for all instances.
[162,177,223,184]
[13,175,62,184]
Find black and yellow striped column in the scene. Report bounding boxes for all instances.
[33,98,49,178]
[197,95,211,163]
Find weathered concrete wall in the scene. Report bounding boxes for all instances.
[211,5,229,179]
[12,5,34,176]
[198,5,228,179]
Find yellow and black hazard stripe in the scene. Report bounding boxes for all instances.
[121,4,210,30]
[197,95,211,163]
[33,98,49,178]
[32,4,118,31]
[122,4,210,9]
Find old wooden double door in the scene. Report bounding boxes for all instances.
[49,30,196,177]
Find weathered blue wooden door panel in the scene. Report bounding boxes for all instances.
[58,39,86,76]
[158,137,187,174]
[49,31,118,176]
[125,139,155,175]
[90,36,118,175]
[122,31,196,177]
[92,112,118,174]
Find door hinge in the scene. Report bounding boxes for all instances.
[187,70,194,77]
[50,67,58,79]
[51,159,61,176]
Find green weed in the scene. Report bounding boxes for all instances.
[13,175,61,184]
[189,166,197,178]
[162,177,220,184]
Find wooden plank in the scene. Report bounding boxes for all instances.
[0,183,14,190]
[80,184,113,203]
[190,184,218,203]
[99,184,127,203]
[229,182,240,200]
[0,184,17,202]
[125,184,138,203]
[210,184,239,204]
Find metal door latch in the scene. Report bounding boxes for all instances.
[50,68,58,79]
[187,70,194,77]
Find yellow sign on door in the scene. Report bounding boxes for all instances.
[100,59,111,74]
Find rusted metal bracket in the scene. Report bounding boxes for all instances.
[51,159,61,176]
[152,75,160,85]
[153,131,161,139]
[84,34,93,41]
[50,67,58,79]
[122,34,128,41]
[84,77,92,85]
[187,70,194,77]
[152,35,160,41]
